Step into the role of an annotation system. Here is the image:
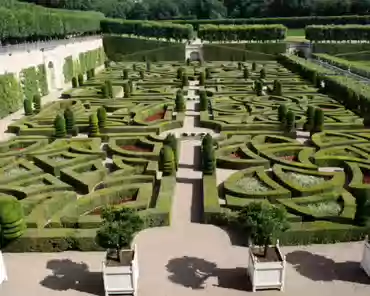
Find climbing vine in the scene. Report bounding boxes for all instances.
[37,64,49,96]
[21,67,39,102]
[0,74,23,119]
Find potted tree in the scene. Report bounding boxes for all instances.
[361,235,370,277]
[237,202,289,292]
[96,207,144,295]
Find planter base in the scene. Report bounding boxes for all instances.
[361,237,370,277]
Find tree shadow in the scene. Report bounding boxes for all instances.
[166,256,250,291]
[40,259,104,296]
[286,250,370,284]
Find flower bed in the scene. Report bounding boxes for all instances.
[285,172,326,188]
[306,201,341,216]
[230,150,244,159]
[235,176,271,193]
[144,110,165,122]
[279,155,297,161]
[88,196,136,215]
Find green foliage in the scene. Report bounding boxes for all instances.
[181,73,189,87]
[252,62,257,71]
[306,25,370,42]
[97,107,107,128]
[96,207,144,252]
[260,68,266,79]
[199,91,208,111]
[303,106,315,131]
[146,61,151,72]
[71,77,78,88]
[175,90,185,112]
[123,69,129,80]
[198,24,287,41]
[63,56,74,83]
[23,99,33,116]
[0,73,23,119]
[313,108,324,133]
[33,94,41,114]
[237,202,289,254]
[54,114,66,138]
[205,68,212,79]
[202,144,216,175]
[243,67,249,79]
[0,196,25,242]
[177,67,184,80]
[37,64,48,96]
[254,79,263,96]
[101,84,109,98]
[278,104,288,123]
[354,192,368,226]
[88,113,100,138]
[77,74,84,86]
[285,110,295,133]
[21,66,39,101]
[163,134,178,170]
[64,108,75,134]
[202,133,214,149]
[139,70,145,80]
[105,80,113,98]
[124,83,131,98]
[272,79,282,96]
[199,72,206,86]
[159,145,175,176]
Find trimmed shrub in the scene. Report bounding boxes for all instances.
[199,72,206,86]
[77,74,84,86]
[124,82,131,98]
[105,80,113,98]
[252,62,257,71]
[260,68,266,79]
[254,80,263,96]
[88,113,100,138]
[303,106,315,132]
[205,68,212,79]
[272,80,282,96]
[202,144,216,175]
[123,69,129,80]
[278,104,288,124]
[313,108,324,133]
[181,73,189,87]
[139,70,145,80]
[199,91,208,111]
[202,133,214,150]
[97,107,107,128]
[101,84,109,98]
[33,94,41,114]
[64,108,75,134]
[177,67,184,80]
[71,77,78,88]
[54,114,66,138]
[159,145,175,176]
[23,99,33,116]
[0,196,25,242]
[164,134,178,170]
[243,67,249,79]
[175,90,185,112]
[285,110,295,133]
[146,61,151,72]
[354,192,368,226]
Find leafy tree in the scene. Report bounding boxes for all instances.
[97,106,107,128]
[158,145,175,176]
[78,73,84,86]
[123,69,129,80]
[96,207,144,260]
[252,62,257,71]
[272,80,282,96]
[278,104,288,124]
[24,99,33,116]
[303,106,315,132]
[237,202,289,257]
[72,77,78,88]
[175,90,185,112]
[124,82,131,98]
[260,68,266,79]
[88,113,100,137]
[199,71,206,86]
[163,134,178,170]
[243,67,249,79]
[64,107,76,134]
[285,110,295,133]
[54,114,66,138]
[254,80,263,96]
[312,108,324,133]
[33,94,41,113]
[199,91,208,111]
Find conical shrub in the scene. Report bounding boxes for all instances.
[24,99,33,115]
[64,108,75,134]
[54,114,66,138]
[88,113,100,137]
[97,106,107,128]
[303,106,315,131]
[199,91,208,111]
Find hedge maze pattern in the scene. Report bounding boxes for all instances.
[1,62,190,251]
[200,61,370,243]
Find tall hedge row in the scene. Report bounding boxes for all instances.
[0,7,101,43]
[198,25,287,42]
[0,74,23,119]
[20,64,49,102]
[306,25,370,42]
[101,19,194,41]
[168,15,370,30]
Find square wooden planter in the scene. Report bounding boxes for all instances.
[361,236,370,277]
[102,245,138,296]
[247,241,286,292]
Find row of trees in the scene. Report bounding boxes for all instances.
[198,25,287,42]
[0,6,101,43]
[306,25,370,41]
[101,19,194,41]
[21,0,370,23]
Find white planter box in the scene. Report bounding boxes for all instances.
[102,245,139,296]
[0,251,7,285]
[247,242,286,292]
[361,237,370,277]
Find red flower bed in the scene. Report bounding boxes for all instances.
[88,197,135,215]
[363,175,370,184]
[280,155,297,161]
[230,151,243,159]
[144,110,165,122]
[121,145,152,152]
[12,148,24,151]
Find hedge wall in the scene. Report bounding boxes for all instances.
[20,64,49,101]
[312,43,370,57]
[0,74,23,119]
[199,24,287,41]
[203,43,287,61]
[103,36,185,62]
[306,25,370,42]
[168,15,370,30]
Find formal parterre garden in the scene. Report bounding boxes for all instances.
[0,62,194,251]
[200,60,370,245]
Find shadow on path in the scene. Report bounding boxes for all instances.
[40,259,104,296]
[166,256,250,291]
[286,251,370,284]
[176,178,203,223]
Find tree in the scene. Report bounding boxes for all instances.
[24,99,33,115]
[285,110,295,133]
[64,107,76,134]
[78,73,84,86]
[54,114,66,138]
[33,94,41,113]
[123,69,129,80]
[97,106,107,128]
[96,207,144,261]
[199,91,208,111]
[272,80,282,96]
[260,68,266,80]
[199,71,206,86]
[312,108,324,133]
[252,62,257,71]
[278,104,288,124]
[237,202,289,257]
[175,90,185,112]
[72,77,78,88]
[243,67,249,79]
[124,82,131,98]
[158,145,175,175]
[88,113,100,137]
[303,106,315,132]
[163,134,178,170]
[254,80,263,96]
[181,73,189,87]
